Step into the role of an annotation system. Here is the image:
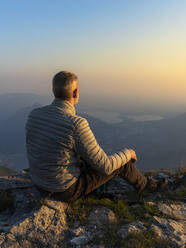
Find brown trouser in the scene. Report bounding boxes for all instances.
[38,160,147,203]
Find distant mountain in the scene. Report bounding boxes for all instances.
[0,93,52,171]
[114,112,186,170]
[0,165,15,176]
[0,93,51,122]
[0,97,186,171]
[0,104,40,153]
[78,112,186,170]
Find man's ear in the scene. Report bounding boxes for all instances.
[73,88,78,98]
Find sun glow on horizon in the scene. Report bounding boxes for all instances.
[0,0,186,112]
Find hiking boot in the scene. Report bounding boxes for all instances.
[144,177,169,192]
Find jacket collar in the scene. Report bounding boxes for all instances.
[51,98,76,115]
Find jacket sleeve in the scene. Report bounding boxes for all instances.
[74,117,131,175]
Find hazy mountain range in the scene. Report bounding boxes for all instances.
[0,93,186,171]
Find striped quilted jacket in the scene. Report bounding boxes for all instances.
[25,98,131,192]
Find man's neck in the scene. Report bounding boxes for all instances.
[67,98,75,106]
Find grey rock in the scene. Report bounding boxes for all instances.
[179,175,184,179]
[89,206,117,227]
[119,221,146,239]
[72,226,86,236]
[0,233,21,248]
[17,239,33,248]
[168,178,175,183]
[150,223,167,239]
[153,173,169,179]
[151,216,186,248]
[70,232,92,246]
[0,233,6,245]
[106,178,134,195]
[158,202,186,220]
[0,170,186,248]
[0,173,68,248]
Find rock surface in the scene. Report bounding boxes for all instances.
[119,221,146,239]
[151,216,186,248]
[158,202,186,220]
[0,170,185,247]
[89,207,117,227]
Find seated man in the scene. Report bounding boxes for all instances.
[25,71,165,202]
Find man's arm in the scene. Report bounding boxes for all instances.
[74,117,132,175]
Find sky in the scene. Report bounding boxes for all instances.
[0,0,186,114]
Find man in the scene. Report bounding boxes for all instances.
[26,71,166,202]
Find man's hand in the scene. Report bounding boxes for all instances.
[128,149,137,162]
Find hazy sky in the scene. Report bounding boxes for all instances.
[1,0,186,113]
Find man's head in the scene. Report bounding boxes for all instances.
[52,71,79,105]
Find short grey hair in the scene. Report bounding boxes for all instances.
[52,71,78,100]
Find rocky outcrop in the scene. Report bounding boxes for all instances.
[150,216,185,247]
[0,170,185,247]
[119,221,147,239]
